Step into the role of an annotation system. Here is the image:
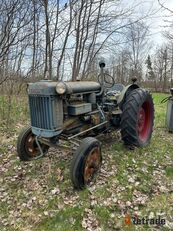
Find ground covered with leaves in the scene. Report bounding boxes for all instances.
[0,93,173,231]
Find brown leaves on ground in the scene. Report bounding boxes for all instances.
[82,208,101,231]
[0,125,173,230]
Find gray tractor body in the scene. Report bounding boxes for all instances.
[28,80,104,138]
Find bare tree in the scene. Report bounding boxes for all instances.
[153,46,170,92]
[56,0,74,80]
[0,0,33,85]
[125,21,151,82]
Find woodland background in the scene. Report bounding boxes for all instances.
[0,0,173,129]
[0,1,173,230]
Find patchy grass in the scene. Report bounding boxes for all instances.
[0,92,173,231]
[0,95,29,134]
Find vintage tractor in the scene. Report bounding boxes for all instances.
[17,61,154,189]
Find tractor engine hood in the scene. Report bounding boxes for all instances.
[28,80,101,95]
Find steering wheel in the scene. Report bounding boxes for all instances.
[97,73,115,88]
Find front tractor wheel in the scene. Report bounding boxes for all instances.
[121,88,154,147]
[17,126,49,161]
[70,137,102,189]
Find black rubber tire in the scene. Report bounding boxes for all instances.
[70,137,102,189]
[17,126,49,161]
[120,88,154,147]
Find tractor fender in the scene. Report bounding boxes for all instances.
[117,84,139,107]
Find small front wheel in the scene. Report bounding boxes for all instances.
[70,137,102,189]
[17,126,49,161]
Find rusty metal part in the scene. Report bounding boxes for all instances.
[67,121,108,140]
[26,134,38,157]
[84,147,101,183]
[63,117,81,130]
[80,124,91,132]
[91,113,101,125]
[37,137,70,149]
[25,133,48,159]
[37,136,80,151]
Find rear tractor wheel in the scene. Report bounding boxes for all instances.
[70,137,102,189]
[121,88,154,147]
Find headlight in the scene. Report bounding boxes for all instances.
[56,82,66,94]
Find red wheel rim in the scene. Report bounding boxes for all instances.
[137,101,152,143]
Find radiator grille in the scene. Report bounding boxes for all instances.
[29,95,54,130]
